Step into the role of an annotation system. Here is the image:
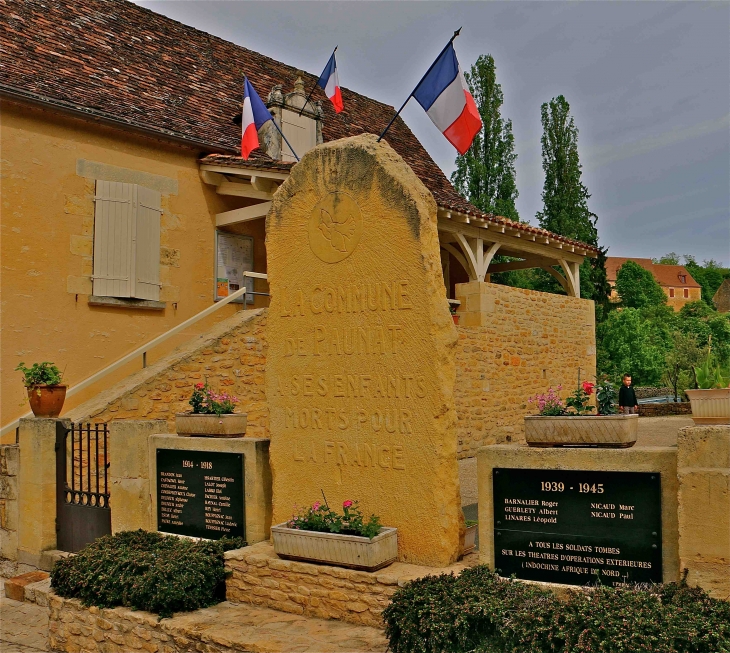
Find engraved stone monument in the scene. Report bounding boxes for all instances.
[266,134,462,566]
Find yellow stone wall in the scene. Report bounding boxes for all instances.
[65,310,268,438]
[0,102,268,438]
[454,282,596,457]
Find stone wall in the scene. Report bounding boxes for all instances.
[66,309,268,438]
[0,444,19,576]
[638,402,692,417]
[225,541,477,629]
[454,282,596,458]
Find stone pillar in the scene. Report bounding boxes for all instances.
[455,281,494,327]
[677,425,730,599]
[0,444,20,574]
[17,418,66,567]
[109,420,167,533]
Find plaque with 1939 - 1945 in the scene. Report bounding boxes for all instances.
[156,449,244,541]
[493,468,662,586]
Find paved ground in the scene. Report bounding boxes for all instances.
[0,580,50,652]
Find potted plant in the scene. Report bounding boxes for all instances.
[686,344,730,424]
[449,303,460,325]
[15,361,66,417]
[524,375,638,447]
[463,519,478,555]
[271,498,397,571]
[175,382,247,437]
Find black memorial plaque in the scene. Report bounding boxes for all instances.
[493,468,661,586]
[156,449,244,540]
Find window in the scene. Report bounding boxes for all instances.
[92,180,161,300]
[669,287,675,298]
[281,109,317,162]
[679,274,687,284]
[684,288,689,298]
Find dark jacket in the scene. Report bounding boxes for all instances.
[619,384,638,407]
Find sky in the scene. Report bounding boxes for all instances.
[136,1,730,266]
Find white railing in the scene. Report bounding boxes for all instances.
[0,272,268,438]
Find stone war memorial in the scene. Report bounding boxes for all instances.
[266,134,463,566]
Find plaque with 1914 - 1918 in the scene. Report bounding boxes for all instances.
[156,449,244,540]
[493,468,662,586]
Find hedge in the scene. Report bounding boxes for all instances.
[51,530,246,618]
[382,566,730,653]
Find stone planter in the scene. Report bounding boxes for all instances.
[524,414,638,447]
[271,523,398,571]
[463,524,477,554]
[175,413,247,437]
[686,388,730,425]
[27,385,66,418]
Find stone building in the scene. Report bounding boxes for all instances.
[606,257,702,311]
[713,279,730,313]
[1,0,597,455]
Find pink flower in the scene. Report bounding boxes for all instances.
[343,500,353,508]
[311,501,321,511]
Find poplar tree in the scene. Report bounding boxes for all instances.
[451,55,519,222]
[536,95,609,305]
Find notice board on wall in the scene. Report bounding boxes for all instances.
[214,231,254,304]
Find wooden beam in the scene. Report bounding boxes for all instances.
[487,256,563,273]
[215,201,272,226]
[216,181,273,200]
[200,164,289,181]
[200,170,225,186]
[441,243,471,279]
[438,218,587,264]
[251,176,279,194]
[542,266,570,294]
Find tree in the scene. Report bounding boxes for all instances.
[615,260,667,309]
[653,252,680,265]
[451,55,520,222]
[536,95,597,246]
[663,331,703,402]
[597,308,671,386]
[683,255,730,305]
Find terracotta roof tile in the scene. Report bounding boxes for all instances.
[606,257,701,288]
[1,0,597,253]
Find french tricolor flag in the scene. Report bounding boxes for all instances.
[413,43,482,155]
[317,51,343,113]
[241,77,273,160]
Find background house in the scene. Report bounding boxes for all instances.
[606,257,702,311]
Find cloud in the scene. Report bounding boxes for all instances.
[587,113,730,170]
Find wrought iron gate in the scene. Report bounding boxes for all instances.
[55,421,111,552]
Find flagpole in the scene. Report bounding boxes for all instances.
[241,72,300,162]
[270,116,300,162]
[299,46,337,117]
[376,28,462,143]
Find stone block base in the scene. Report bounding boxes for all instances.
[4,570,49,601]
[225,541,479,628]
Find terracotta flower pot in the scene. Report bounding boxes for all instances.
[452,314,460,325]
[27,385,67,418]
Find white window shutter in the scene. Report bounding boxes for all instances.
[92,181,137,297]
[281,110,317,162]
[134,186,162,300]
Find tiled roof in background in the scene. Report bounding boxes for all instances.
[605,257,701,288]
[1,0,597,252]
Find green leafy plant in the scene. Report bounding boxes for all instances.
[50,530,245,618]
[566,380,595,415]
[596,376,618,414]
[464,519,478,528]
[693,336,730,390]
[383,565,730,653]
[15,361,63,387]
[286,499,382,539]
[189,382,238,415]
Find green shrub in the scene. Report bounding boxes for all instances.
[50,530,246,618]
[382,566,730,653]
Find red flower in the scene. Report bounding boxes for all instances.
[195,383,204,390]
[582,381,595,395]
[343,500,353,508]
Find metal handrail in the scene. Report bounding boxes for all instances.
[0,272,268,438]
